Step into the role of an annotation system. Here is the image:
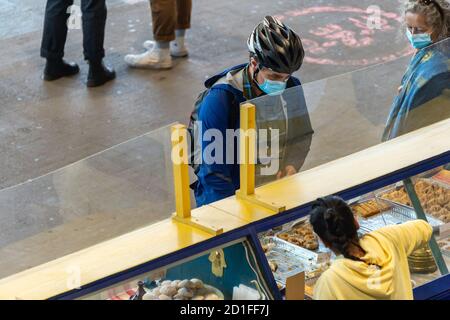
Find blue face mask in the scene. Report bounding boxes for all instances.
[257,75,287,96]
[406,28,433,49]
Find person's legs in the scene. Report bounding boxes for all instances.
[175,0,191,30]
[80,0,115,87]
[170,0,191,57]
[41,0,73,59]
[151,0,176,43]
[80,0,106,62]
[41,0,80,80]
[124,0,175,69]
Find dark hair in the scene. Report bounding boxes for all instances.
[309,196,364,261]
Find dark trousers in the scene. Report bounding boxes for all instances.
[40,0,107,61]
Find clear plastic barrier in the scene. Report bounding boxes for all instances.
[248,38,450,187]
[0,124,179,278]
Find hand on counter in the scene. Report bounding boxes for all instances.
[276,165,297,179]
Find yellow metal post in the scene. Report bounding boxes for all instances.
[236,104,285,213]
[170,124,223,235]
[239,103,256,196]
[171,124,191,218]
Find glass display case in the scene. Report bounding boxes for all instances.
[45,147,449,300]
[257,165,450,299]
[80,238,276,300]
[51,151,449,300]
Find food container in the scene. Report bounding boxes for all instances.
[260,237,330,288]
[432,169,450,186]
[437,238,450,258]
[408,245,438,274]
[375,185,444,227]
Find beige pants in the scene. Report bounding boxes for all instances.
[150,0,192,42]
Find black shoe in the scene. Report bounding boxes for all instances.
[86,61,116,87]
[43,59,80,81]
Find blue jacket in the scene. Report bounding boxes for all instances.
[193,64,313,206]
[383,40,450,141]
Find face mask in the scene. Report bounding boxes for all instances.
[257,78,287,96]
[406,28,433,49]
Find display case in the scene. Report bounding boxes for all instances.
[0,118,448,300]
[79,238,277,300]
[257,165,450,298]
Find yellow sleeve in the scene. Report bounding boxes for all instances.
[313,271,337,300]
[375,220,433,256]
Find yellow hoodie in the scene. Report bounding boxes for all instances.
[313,220,433,300]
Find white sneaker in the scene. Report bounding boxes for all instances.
[124,47,172,69]
[143,40,189,58]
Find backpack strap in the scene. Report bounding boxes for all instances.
[228,94,239,130]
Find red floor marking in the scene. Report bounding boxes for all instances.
[276,6,415,66]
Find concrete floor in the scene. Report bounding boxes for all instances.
[0,0,414,278]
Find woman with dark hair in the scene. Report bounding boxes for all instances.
[382,0,450,140]
[309,196,433,300]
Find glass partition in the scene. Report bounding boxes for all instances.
[247,38,450,187]
[0,124,181,278]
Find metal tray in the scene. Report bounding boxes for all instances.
[437,238,450,258]
[375,186,444,227]
[261,237,330,287]
[274,228,331,264]
[357,209,405,234]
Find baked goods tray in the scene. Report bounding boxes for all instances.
[438,238,450,258]
[274,232,331,264]
[357,209,405,234]
[375,188,444,227]
[432,170,450,186]
[261,237,328,287]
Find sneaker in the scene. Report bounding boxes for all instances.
[124,47,172,69]
[86,60,116,87]
[43,59,79,81]
[143,40,188,58]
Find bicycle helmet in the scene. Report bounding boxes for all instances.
[247,16,305,74]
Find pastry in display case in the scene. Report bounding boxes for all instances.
[81,239,274,300]
[259,219,333,296]
[277,222,319,251]
[351,199,391,218]
[438,238,450,258]
[377,178,450,223]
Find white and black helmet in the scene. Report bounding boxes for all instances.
[247,16,305,74]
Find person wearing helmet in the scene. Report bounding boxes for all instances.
[192,16,313,207]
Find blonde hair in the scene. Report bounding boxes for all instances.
[403,0,450,40]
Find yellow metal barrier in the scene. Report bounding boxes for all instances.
[236,103,286,213]
[170,124,223,235]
